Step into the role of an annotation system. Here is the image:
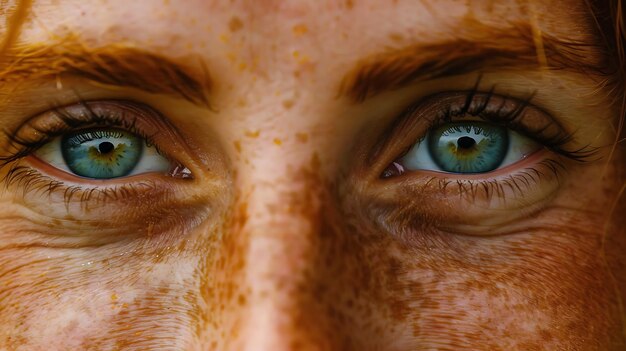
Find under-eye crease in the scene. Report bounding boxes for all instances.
[0,99,193,203]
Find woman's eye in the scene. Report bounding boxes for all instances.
[398,121,541,174]
[34,128,171,179]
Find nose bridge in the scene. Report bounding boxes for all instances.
[227,157,328,351]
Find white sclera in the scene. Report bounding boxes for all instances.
[400,128,540,173]
[34,135,171,179]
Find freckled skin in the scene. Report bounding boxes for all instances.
[0,0,624,350]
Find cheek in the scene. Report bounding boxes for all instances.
[0,257,195,349]
[389,217,623,349]
[0,218,211,350]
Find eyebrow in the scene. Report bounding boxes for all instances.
[0,39,211,106]
[339,22,611,103]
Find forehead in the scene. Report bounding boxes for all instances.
[13,0,600,110]
[22,0,592,54]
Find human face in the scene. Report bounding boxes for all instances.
[0,0,624,350]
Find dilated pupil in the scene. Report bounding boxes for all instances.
[98,141,115,154]
[457,136,476,149]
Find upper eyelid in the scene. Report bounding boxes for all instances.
[367,90,595,174]
[0,100,187,166]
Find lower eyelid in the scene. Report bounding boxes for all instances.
[363,155,566,237]
[402,148,548,180]
[23,155,169,185]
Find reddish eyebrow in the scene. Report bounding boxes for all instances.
[0,39,211,106]
[339,22,611,103]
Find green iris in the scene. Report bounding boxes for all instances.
[61,128,143,179]
[428,121,509,173]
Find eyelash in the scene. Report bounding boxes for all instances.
[376,85,598,201]
[0,86,599,207]
[397,87,595,164]
[0,101,160,165]
[0,100,181,204]
[437,87,596,162]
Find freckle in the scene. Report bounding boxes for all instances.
[296,133,309,144]
[228,16,244,32]
[233,140,242,153]
[291,50,310,64]
[389,33,404,42]
[236,98,247,107]
[111,293,118,301]
[245,130,260,138]
[273,138,283,146]
[282,99,294,109]
[238,62,247,71]
[219,34,230,43]
[345,0,354,8]
[227,52,237,62]
[237,294,247,305]
[292,23,308,36]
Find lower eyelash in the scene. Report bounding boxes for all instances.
[2,163,160,208]
[423,158,566,203]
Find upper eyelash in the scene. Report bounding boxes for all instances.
[0,100,162,167]
[393,84,600,164]
[442,85,599,162]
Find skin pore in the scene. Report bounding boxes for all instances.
[0,0,625,350]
